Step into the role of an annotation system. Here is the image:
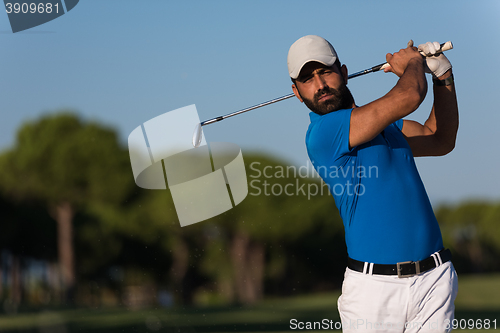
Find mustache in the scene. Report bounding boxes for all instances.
[313,87,341,103]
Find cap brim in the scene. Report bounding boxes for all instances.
[290,55,336,79]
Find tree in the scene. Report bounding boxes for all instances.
[0,112,134,302]
[436,201,500,273]
[196,154,345,304]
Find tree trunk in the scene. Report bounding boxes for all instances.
[231,231,249,303]
[53,201,75,303]
[230,231,265,304]
[11,255,22,306]
[170,238,189,304]
[248,242,264,301]
[0,257,3,300]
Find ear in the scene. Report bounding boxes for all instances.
[341,64,348,84]
[292,84,303,103]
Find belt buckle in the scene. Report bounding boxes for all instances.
[397,260,420,278]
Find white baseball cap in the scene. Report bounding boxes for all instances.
[287,35,338,79]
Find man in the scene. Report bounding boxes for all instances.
[287,35,458,332]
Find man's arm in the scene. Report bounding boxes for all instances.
[401,43,459,157]
[402,70,458,156]
[348,46,427,148]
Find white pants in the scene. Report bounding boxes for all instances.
[338,261,458,333]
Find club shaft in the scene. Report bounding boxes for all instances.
[201,94,295,126]
[200,41,452,127]
[349,41,451,79]
[199,66,377,126]
[348,63,386,79]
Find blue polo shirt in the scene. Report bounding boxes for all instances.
[306,109,443,264]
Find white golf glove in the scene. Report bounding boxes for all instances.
[418,41,452,78]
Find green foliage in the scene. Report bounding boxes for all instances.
[0,274,499,332]
[187,153,347,297]
[437,201,500,244]
[0,112,143,280]
[207,154,343,240]
[2,111,500,307]
[0,112,133,207]
[437,201,500,273]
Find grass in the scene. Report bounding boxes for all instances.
[0,274,499,332]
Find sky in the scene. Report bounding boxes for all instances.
[1,0,499,205]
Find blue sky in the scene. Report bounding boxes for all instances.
[1,0,499,204]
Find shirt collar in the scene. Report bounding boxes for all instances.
[309,108,355,122]
[309,112,321,122]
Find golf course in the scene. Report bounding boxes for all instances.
[0,273,498,332]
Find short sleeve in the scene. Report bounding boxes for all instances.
[394,119,403,131]
[306,109,354,163]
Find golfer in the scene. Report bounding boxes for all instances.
[287,35,458,332]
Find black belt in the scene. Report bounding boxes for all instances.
[348,249,452,278]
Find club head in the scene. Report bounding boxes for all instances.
[192,123,203,148]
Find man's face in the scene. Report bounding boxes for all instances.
[292,62,354,115]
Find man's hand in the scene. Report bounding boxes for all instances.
[402,41,457,157]
[384,41,424,77]
[418,41,452,78]
[347,40,427,149]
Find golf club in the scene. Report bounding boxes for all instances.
[193,41,453,148]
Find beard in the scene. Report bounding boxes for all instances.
[300,82,355,115]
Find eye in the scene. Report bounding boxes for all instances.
[300,75,313,83]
